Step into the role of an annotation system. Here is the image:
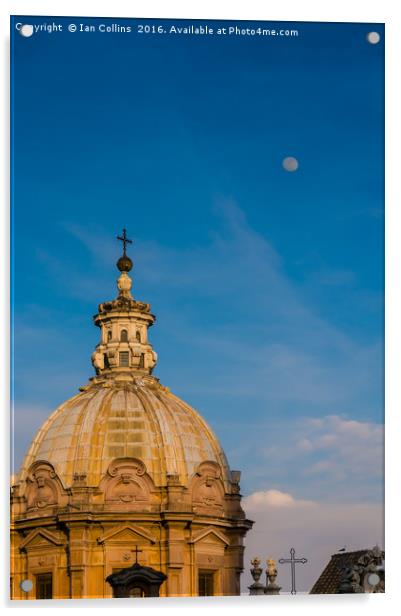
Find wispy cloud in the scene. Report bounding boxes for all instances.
[299,415,384,482]
[307,268,356,286]
[53,200,382,408]
[215,413,383,504]
[234,415,384,502]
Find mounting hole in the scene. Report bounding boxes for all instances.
[20,579,33,592]
[367,32,380,44]
[367,572,380,586]
[20,24,34,37]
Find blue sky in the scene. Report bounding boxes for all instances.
[11,16,384,591]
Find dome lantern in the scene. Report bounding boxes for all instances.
[91,229,157,378]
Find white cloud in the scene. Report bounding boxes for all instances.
[244,489,316,509]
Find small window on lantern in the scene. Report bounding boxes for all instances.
[120,329,128,342]
[107,330,112,342]
[136,331,141,343]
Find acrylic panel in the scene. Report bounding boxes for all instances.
[10,15,384,599]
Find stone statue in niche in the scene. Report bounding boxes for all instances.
[91,348,105,373]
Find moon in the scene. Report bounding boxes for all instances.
[282,156,299,172]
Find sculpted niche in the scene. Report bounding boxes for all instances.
[99,458,156,511]
[25,461,67,512]
[191,461,225,515]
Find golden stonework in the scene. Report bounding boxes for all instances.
[10,232,253,599]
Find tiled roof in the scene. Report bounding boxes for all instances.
[310,550,368,594]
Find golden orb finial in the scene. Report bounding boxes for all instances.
[117,255,133,272]
[116,228,133,272]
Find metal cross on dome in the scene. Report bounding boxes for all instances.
[117,228,133,256]
[278,547,308,595]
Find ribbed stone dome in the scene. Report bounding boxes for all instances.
[18,377,231,489]
[11,234,253,602]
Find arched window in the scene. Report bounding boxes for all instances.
[120,329,128,342]
[107,330,112,342]
[136,331,141,343]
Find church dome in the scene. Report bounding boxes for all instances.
[18,377,230,489]
[11,231,252,602]
[17,230,231,491]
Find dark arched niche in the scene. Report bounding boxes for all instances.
[106,562,167,598]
